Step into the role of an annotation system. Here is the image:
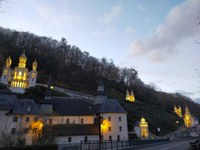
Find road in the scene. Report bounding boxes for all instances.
[138,140,191,150]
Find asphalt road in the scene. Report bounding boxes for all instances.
[138,140,192,150]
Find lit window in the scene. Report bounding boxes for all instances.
[11,128,16,134]
[109,127,111,131]
[26,117,30,122]
[119,117,121,121]
[119,126,122,131]
[13,117,18,122]
[19,71,22,76]
[108,116,111,121]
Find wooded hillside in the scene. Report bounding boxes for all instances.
[0,26,199,135]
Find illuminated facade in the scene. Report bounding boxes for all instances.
[0,52,37,93]
[126,90,135,102]
[174,105,182,118]
[184,106,194,128]
[139,117,149,138]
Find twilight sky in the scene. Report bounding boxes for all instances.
[0,0,200,101]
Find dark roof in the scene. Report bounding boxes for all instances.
[0,93,40,115]
[51,98,93,116]
[94,99,126,113]
[43,124,99,136]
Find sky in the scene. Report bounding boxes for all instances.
[0,0,200,102]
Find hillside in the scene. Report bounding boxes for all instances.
[0,26,200,136]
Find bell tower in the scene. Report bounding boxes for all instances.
[29,60,38,87]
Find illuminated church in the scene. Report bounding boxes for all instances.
[0,51,37,94]
[184,106,194,128]
[126,90,135,102]
[174,105,182,118]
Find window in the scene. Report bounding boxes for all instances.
[68,137,72,143]
[81,118,84,124]
[13,117,18,122]
[34,117,38,122]
[66,118,70,124]
[26,117,30,122]
[108,116,111,121]
[108,127,111,131]
[117,135,120,141]
[24,128,28,134]
[119,116,121,121]
[109,136,112,141]
[84,136,88,143]
[11,128,16,134]
[119,126,122,131]
[49,119,52,125]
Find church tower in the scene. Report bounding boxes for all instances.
[126,90,135,102]
[184,106,194,128]
[29,60,38,87]
[10,51,29,93]
[95,81,107,104]
[174,105,182,118]
[139,117,149,138]
[1,56,12,84]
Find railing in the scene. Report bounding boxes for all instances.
[80,139,169,150]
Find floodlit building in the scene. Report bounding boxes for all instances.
[1,52,37,94]
[0,83,128,145]
[126,90,135,102]
[134,117,149,139]
[184,106,194,128]
[174,105,182,118]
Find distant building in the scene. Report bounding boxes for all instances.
[126,90,135,102]
[0,51,37,94]
[174,105,182,118]
[184,106,195,128]
[134,117,149,139]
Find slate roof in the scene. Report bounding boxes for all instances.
[93,98,126,113]
[49,97,93,116]
[43,124,99,136]
[0,91,40,115]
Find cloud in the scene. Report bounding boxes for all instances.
[124,27,135,34]
[129,0,200,62]
[99,4,122,23]
[137,4,146,11]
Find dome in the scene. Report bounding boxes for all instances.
[19,51,27,61]
[18,51,27,68]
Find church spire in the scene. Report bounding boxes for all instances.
[6,56,12,68]
[18,51,27,68]
[32,60,37,71]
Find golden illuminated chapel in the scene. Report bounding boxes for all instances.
[184,106,194,128]
[1,51,38,94]
[126,90,135,102]
[174,105,182,118]
[139,117,149,138]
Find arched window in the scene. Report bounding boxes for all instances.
[117,135,120,141]
[68,137,72,143]
[66,118,70,124]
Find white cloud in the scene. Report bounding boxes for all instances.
[99,4,122,23]
[137,4,146,11]
[129,0,200,62]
